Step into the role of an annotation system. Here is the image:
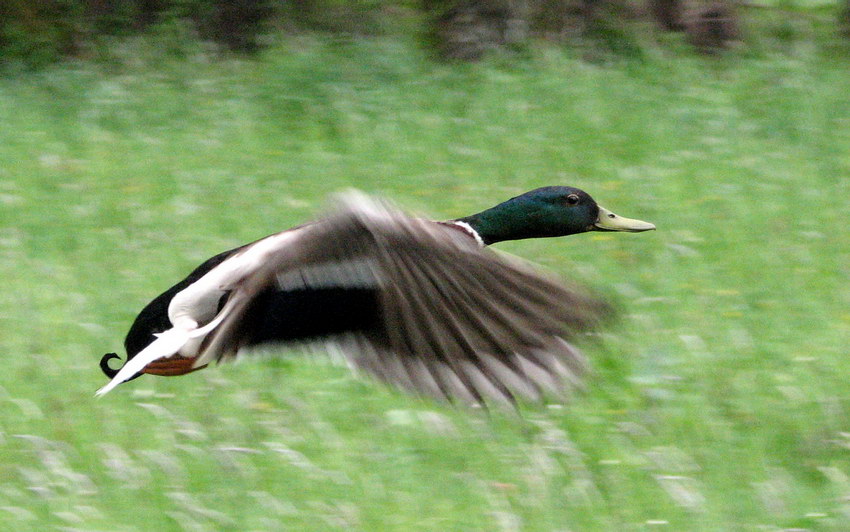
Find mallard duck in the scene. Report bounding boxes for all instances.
[97,187,654,404]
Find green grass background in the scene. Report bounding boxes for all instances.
[1,22,850,531]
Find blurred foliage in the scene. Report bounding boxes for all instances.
[420,0,528,60]
[0,0,85,67]
[0,0,270,67]
[7,0,847,68]
[420,0,647,61]
[841,0,850,37]
[0,0,405,68]
[279,0,395,35]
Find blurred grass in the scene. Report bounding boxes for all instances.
[1,27,850,531]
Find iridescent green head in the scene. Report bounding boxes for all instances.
[456,186,655,245]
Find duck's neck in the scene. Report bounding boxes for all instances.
[454,202,538,246]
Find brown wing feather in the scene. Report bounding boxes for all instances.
[193,193,610,404]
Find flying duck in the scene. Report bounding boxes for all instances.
[97,187,654,405]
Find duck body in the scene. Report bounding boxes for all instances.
[98,187,653,404]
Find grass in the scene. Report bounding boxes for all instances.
[1,23,850,531]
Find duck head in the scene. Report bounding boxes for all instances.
[456,186,655,245]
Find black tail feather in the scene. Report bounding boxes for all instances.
[99,352,143,382]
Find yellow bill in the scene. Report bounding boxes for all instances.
[593,206,656,232]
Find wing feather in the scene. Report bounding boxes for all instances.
[187,193,608,404]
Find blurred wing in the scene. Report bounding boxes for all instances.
[194,192,609,405]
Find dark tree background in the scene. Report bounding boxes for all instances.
[0,0,384,66]
[2,0,847,67]
[649,0,683,31]
[422,0,528,60]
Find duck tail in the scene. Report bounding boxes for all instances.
[96,327,191,397]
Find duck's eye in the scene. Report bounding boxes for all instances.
[566,194,580,205]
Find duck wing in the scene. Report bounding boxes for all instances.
[190,192,609,405]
